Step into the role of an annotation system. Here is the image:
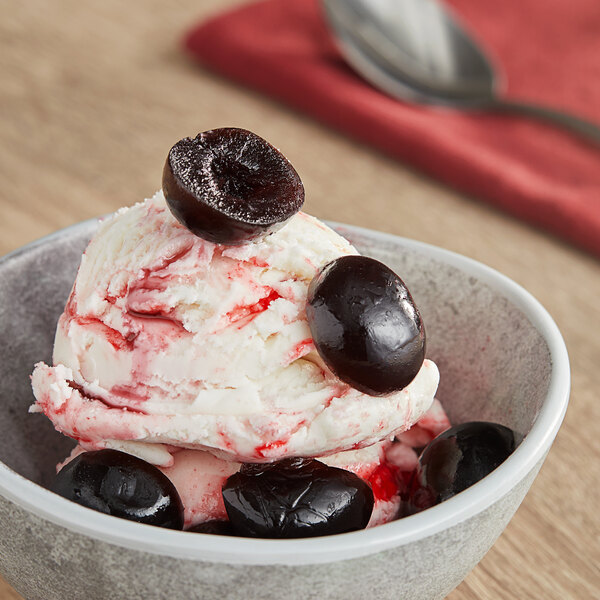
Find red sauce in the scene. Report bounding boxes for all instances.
[225,289,281,327]
[254,439,287,459]
[366,462,400,503]
[72,316,135,351]
[287,338,314,362]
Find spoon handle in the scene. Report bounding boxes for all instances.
[486,99,600,146]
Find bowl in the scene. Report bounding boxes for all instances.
[0,219,570,600]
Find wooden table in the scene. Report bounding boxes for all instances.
[1,1,598,598]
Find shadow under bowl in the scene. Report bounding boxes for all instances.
[0,220,570,600]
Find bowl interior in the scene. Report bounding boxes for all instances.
[0,221,551,491]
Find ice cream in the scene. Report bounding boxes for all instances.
[31,192,439,469]
[31,128,442,534]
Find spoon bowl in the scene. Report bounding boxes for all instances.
[322,0,600,143]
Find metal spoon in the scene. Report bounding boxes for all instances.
[321,0,600,145]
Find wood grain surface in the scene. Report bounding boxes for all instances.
[1,1,598,598]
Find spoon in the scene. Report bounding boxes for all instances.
[321,0,600,145]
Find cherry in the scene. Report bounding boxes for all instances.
[222,458,374,538]
[162,128,304,245]
[187,520,234,536]
[306,255,425,396]
[405,422,521,514]
[52,449,184,529]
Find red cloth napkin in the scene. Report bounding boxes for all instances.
[184,0,600,257]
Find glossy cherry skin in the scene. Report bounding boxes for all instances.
[163,128,304,245]
[306,255,425,396]
[52,449,184,529]
[222,458,374,538]
[405,421,521,514]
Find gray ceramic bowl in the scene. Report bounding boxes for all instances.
[0,220,569,600]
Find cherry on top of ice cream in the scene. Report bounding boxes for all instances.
[162,128,305,245]
[306,255,426,396]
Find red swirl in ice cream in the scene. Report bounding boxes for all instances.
[31,192,439,469]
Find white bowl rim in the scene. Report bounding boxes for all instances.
[0,219,570,566]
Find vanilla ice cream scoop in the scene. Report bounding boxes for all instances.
[31,191,439,466]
